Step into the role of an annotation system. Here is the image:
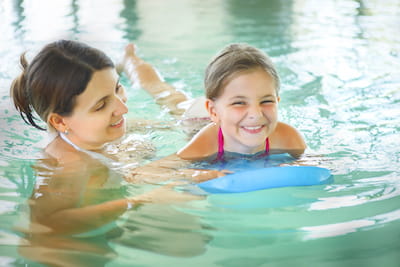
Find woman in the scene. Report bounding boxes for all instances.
[10,40,217,236]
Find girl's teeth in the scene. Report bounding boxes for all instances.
[244,126,261,130]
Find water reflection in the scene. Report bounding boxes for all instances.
[69,0,80,35]
[1,0,400,265]
[119,0,142,41]
[224,0,295,53]
[116,204,211,257]
[14,154,210,265]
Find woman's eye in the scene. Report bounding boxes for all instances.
[95,102,106,111]
[116,84,122,93]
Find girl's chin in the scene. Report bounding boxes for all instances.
[240,140,268,152]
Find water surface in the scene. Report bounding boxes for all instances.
[0,0,399,266]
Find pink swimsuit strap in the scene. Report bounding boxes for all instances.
[217,127,269,160]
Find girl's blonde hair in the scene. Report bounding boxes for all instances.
[204,43,280,100]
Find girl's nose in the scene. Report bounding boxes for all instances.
[248,104,263,119]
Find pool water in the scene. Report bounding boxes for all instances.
[1,0,400,266]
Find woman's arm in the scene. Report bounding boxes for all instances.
[30,182,203,236]
[29,155,204,236]
[126,152,224,184]
[33,198,132,235]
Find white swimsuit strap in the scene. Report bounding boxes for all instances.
[59,132,85,152]
[59,132,122,169]
[59,133,125,188]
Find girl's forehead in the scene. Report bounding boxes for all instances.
[220,69,277,96]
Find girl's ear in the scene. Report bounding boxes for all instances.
[47,113,68,133]
[205,99,219,123]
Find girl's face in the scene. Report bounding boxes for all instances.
[62,68,128,150]
[206,68,280,154]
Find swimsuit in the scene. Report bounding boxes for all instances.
[217,127,269,160]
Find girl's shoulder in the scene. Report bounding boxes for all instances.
[270,122,307,151]
[177,123,219,160]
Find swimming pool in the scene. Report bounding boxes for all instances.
[0,0,399,266]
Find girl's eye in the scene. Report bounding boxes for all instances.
[261,99,275,104]
[116,84,122,93]
[232,101,246,106]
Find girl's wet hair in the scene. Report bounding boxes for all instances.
[10,39,114,131]
[204,43,280,100]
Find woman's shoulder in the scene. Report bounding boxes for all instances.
[270,121,307,152]
[44,136,90,165]
[177,123,219,160]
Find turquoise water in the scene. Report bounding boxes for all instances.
[1,0,399,266]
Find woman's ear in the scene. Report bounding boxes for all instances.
[205,99,219,123]
[47,113,68,133]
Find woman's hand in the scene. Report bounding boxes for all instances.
[128,182,204,205]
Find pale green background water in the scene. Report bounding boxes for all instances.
[0,0,399,266]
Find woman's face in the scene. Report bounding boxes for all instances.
[207,68,280,154]
[63,68,128,150]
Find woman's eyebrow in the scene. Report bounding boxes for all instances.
[90,95,109,109]
[92,78,120,108]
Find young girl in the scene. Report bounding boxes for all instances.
[121,43,306,163]
[178,43,307,160]
[10,40,215,236]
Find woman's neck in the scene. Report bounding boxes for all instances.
[59,132,104,152]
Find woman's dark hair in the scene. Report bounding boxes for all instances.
[10,39,114,130]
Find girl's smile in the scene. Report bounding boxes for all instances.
[241,125,265,134]
[207,68,280,154]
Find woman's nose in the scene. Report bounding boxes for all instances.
[113,97,128,116]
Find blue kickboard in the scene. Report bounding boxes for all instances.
[198,166,332,194]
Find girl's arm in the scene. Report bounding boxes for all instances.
[177,123,219,160]
[270,122,307,158]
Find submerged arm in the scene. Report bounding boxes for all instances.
[33,198,133,235]
[126,153,225,184]
[29,158,201,236]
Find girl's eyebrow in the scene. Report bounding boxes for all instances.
[229,94,276,100]
[229,95,247,100]
[261,94,276,98]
